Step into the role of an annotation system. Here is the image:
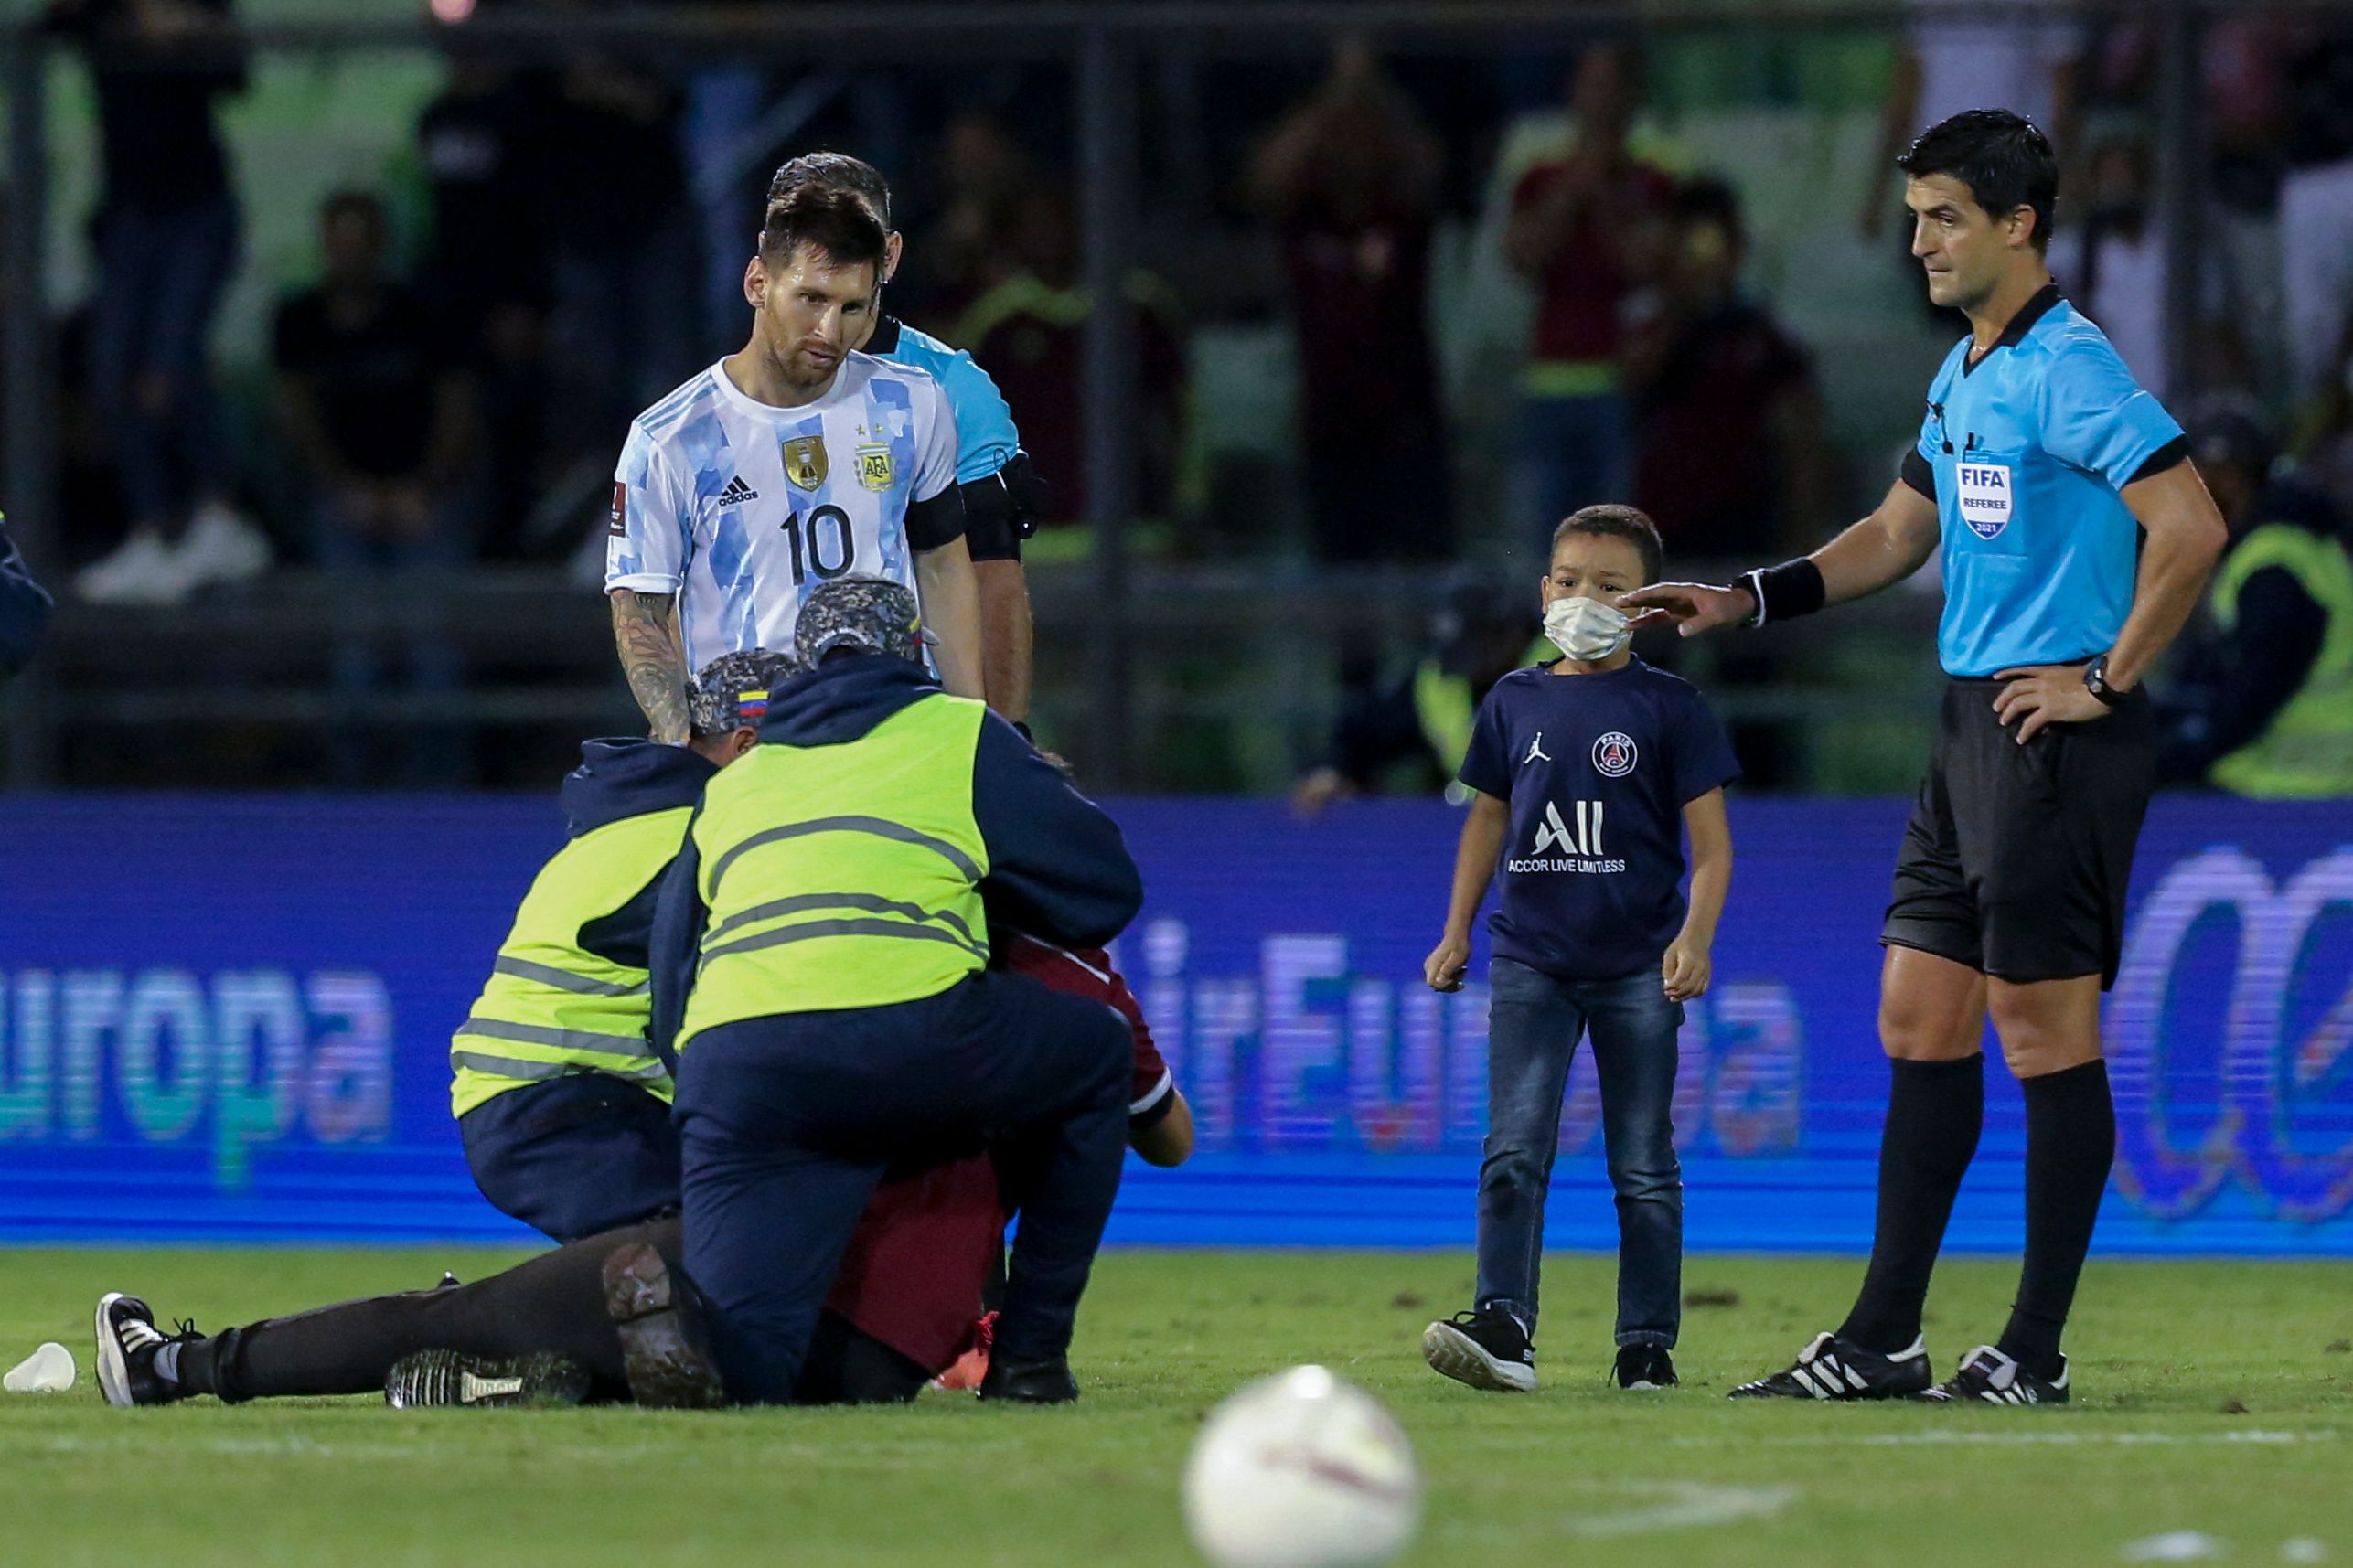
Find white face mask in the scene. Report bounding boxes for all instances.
[1544,593,1631,662]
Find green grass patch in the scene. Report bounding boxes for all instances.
[2,1249,2347,1567]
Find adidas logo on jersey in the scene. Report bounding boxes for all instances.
[716,476,759,507]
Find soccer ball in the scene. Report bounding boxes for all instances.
[1181,1365,1422,1568]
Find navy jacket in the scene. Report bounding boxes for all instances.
[647,656,1143,1059]
[559,738,715,971]
[0,523,53,681]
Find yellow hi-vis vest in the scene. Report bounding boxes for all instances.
[679,693,991,1051]
[448,807,690,1117]
[2208,522,2353,798]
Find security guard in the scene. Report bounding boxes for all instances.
[2158,399,2353,796]
[650,575,1141,1406]
[452,648,797,1242]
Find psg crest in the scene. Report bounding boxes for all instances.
[782,435,829,491]
[1591,731,1638,778]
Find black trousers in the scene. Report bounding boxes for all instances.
[677,967,1131,1404]
[174,1218,926,1406]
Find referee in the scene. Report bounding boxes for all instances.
[1626,111,2227,1405]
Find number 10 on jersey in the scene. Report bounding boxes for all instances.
[782,505,857,584]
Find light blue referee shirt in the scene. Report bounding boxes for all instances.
[868,315,1021,485]
[1904,284,2187,677]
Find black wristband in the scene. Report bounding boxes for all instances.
[1738,558,1827,627]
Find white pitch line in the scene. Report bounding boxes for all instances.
[1664,1428,2337,1449]
[1441,1481,1802,1542]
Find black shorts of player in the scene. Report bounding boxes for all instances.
[1882,673,2155,989]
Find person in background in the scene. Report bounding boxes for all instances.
[2157,397,2353,797]
[48,0,272,605]
[1249,37,1451,562]
[0,512,54,681]
[1503,43,1676,556]
[1292,577,1538,817]
[1626,176,1828,560]
[273,191,479,784]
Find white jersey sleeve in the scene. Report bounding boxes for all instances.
[605,420,694,594]
[912,375,958,506]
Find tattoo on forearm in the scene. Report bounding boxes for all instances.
[612,591,690,741]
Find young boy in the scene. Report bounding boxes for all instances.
[1420,504,1738,1393]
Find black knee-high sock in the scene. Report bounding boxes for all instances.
[1997,1060,2114,1381]
[1837,1054,1984,1353]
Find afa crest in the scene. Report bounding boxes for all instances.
[857,444,895,492]
[782,435,829,491]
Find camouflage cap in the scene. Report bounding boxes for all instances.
[794,574,929,669]
[689,647,802,736]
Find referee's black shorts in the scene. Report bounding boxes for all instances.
[1881,676,2155,990]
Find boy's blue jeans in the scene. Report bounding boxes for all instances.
[1475,955,1684,1349]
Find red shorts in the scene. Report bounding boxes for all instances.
[820,938,1168,1371]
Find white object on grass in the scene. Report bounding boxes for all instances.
[1182,1365,1420,1568]
[2122,1532,2229,1563]
[5,1342,77,1393]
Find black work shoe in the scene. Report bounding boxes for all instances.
[1917,1344,2070,1405]
[978,1354,1079,1404]
[1421,1306,1536,1393]
[1614,1344,1678,1390]
[94,1293,198,1408]
[384,1350,590,1409]
[1728,1330,1933,1400]
[602,1240,725,1410]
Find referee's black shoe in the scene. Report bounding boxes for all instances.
[1727,1330,1933,1400]
[1916,1345,2069,1406]
[978,1353,1079,1404]
[1421,1306,1537,1392]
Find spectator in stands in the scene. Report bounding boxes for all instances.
[2294,322,2353,521]
[1292,577,1538,816]
[957,185,1187,528]
[2157,397,2353,797]
[416,51,556,561]
[1249,38,1451,562]
[0,512,54,682]
[1502,43,1675,559]
[273,191,477,783]
[2280,33,2353,407]
[1626,176,1828,560]
[47,0,272,606]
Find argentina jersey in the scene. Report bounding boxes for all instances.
[604,354,961,674]
[1904,285,2187,677]
[866,316,1020,485]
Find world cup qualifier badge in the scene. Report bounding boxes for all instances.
[1592,731,1637,778]
[608,482,627,537]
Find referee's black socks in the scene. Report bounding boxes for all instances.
[1998,1059,2116,1382]
[1837,1053,1984,1355]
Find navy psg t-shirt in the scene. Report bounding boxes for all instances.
[1459,657,1740,983]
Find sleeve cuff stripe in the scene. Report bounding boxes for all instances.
[1129,1068,1173,1116]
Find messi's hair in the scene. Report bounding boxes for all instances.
[758,186,888,272]
[1551,504,1664,585]
[1897,108,2059,252]
[767,151,893,229]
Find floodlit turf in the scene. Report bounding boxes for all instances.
[2,1248,2348,1567]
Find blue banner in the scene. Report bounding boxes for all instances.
[0,795,2346,1253]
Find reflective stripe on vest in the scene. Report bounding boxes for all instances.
[680,693,991,1048]
[2209,522,2353,798]
[448,806,691,1118]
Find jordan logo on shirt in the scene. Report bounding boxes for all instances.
[1523,732,1553,765]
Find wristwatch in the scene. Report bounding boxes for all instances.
[2083,656,2125,709]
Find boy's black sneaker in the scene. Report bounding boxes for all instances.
[1421,1307,1536,1393]
[1614,1344,1678,1390]
[602,1240,726,1410]
[1916,1345,2070,1406]
[93,1293,199,1408]
[1727,1330,1932,1400]
[384,1350,590,1409]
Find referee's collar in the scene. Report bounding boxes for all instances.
[1963,282,2064,376]
[867,314,904,356]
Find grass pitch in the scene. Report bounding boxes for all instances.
[2,1248,2347,1568]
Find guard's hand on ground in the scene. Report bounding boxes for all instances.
[1992,665,2110,744]
[1663,935,1712,1002]
[1424,934,1471,993]
[1618,581,1755,639]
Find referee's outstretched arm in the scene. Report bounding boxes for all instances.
[1620,477,1940,633]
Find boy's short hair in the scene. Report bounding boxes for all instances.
[1551,505,1664,585]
